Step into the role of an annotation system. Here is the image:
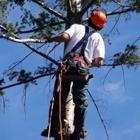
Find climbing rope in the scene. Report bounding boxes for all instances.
[47,82,58,140]
[47,97,54,140]
[57,61,67,140]
[58,72,63,140]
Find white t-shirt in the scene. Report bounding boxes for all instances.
[64,24,105,65]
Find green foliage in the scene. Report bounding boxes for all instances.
[5,63,56,87]
[0,79,5,96]
[0,79,5,86]
[7,22,16,36]
[0,1,9,13]
[7,69,37,85]
[0,90,5,96]
[0,1,10,24]
[6,1,63,39]
[113,45,140,68]
[129,0,140,12]
[9,0,26,6]
[34,63,56,75]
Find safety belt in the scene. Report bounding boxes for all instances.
[71,26,95,57]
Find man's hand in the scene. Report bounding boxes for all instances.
[92,57,103,67]
[46,37,53,43]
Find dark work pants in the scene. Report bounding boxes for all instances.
[50,60,89,130]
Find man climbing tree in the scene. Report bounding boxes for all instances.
[41,8,107,140]
[1,1,140,140]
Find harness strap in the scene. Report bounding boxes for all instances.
[80,28,95,56]
[71,26,95,57]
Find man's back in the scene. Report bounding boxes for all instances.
[64,24,85,56]
[64,24,105,65]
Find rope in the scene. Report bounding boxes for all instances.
[47,81,58,140]
[47,97,54,140]
[58,72,63,140]
[56,61,67,140]
[46,61,67,140]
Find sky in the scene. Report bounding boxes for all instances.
[0,1,140,140]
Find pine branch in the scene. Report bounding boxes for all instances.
[0,72,56,90]
[31,0,69,23]
[14,21,65,34]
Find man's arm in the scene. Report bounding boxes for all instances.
[92,57,103,67]
[47,32,70,43]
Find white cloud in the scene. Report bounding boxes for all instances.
[113,121,140,140]
[100,80,133,104]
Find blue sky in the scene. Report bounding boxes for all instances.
[0,1,140,140]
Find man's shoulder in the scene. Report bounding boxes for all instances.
[91,31,102,38]
[71,24,86,33]
[71,24,85,28]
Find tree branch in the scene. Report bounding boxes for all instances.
[104,14,120,40]
[67,0,72,13]
[0,72,56,90]
[82,6,136,22]
[112,0,134,8]
[0,25,8,32]
[87,89,110,140]
[107,7,136,16]
[21,42,59,66]
[0,34,48,43]
[14,21,65,34]
[3,44,45,75]
[89,60,140,68]
[0,25,59,66]
[31,0,69,23]
[81,0,96,17]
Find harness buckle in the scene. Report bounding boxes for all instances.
[59,61,67,73]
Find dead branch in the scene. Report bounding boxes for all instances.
[0,34,48,43]
[87,89,110,140]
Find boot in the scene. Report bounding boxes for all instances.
[70,127,88,140]
[41,126,58,137]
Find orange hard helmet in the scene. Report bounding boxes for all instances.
[90,8,107,28]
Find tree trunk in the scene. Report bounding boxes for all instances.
[71,0,81,13]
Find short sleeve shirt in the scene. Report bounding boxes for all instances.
[64,24,105,64]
